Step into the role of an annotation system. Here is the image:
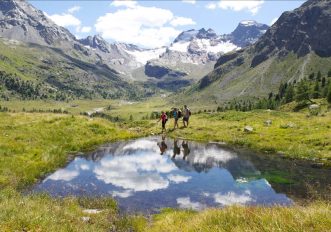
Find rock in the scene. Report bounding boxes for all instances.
[83,209,102,214]
[309,104,320,110]
[244,126,254,133]
[264,120,272,126]
[280,122,296,129]
[81,216,91,223]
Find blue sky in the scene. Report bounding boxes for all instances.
[29,0,305,48]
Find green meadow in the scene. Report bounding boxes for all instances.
[0,98,330,231]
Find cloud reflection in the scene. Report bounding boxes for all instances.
[213,190,254,206]
[177,197,206,210]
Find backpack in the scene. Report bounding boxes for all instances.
[178,110,182,118]
[188,109,191,116]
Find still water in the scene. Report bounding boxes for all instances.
[33,136,331,213]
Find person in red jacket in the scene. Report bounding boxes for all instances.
[157,111,168,132]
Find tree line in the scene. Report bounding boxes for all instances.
[216,70,331,112]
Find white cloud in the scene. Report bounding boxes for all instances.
[80,26,92,33]
[46,13,81,27]
[170,16,196,27]
[167,174,191,184]
[68,6,81,14]
[45,169,79,182]
[270,17,278,25]
[206,0,264,15]
[45,7,92,36]
[182,0,196,4]
[93,140,177,192]
[213,190,254,206]
[95,3,194,48]
[206,3,217,10]
[177,197,205,210]
[111,0,138,8]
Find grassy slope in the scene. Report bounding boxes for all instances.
[176,53,331,107]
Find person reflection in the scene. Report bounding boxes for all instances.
[157,135,168,155]
[182,140,190,160]
[172,138,181,159]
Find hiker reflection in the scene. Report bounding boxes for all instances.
[182,140,190,160]
[157,135,168,155]
[172,139,181,159]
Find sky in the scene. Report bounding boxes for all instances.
[29,0,305,48]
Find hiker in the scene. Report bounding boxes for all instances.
[182,140,190,160]
[157,111,168,132]
[172,108,179,129]
[182,105,191,127]
[172,138,180,159]
[157,135,168,155]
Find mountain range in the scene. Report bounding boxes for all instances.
[0,0,330,102]
[178,0,331,105]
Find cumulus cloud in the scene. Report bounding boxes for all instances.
[213,190,254,206]
[93,141,177,191]
[45,169,79,182]
[45,6,92,35]
[205,3,217,10]
[182,0,196,4]
[167,174,191,184]
[205,0,264,15]
[46,12,81,27]
[177,197,205,210]
[80,26,92,33]
[95,2,195,48]
[68,6,81,14]
[111,0,138,8]
[170,16,196,27]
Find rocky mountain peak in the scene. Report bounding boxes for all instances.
[251,0,331,67]
[79,35,111,53]
[0,0,76,46]
[230,20,269,47]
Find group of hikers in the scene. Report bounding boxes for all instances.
[157,105,191,132]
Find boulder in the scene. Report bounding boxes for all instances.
[244,126,254,133]
[264,120,272,126]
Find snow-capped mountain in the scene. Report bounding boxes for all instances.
[144,21,268,79]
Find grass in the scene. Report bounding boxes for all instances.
[0,99,330,231]
[0,188,145,232]
[167,110,331,165]
[145,202,331,232]
[0,112,140,189]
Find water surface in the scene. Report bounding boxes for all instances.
[33,136,331,213]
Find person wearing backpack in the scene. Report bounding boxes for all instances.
[172,108,179,129]
[183,105,191,127]
[157,111,168,132]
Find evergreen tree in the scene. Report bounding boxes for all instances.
[296,81,311,102]
[284,85,295,103]
[322,77,326,87]
[308,72,315,80]
[317,71,322,81]
[313,81,320,99]
[327,83,331,104]
[328,69,331,78]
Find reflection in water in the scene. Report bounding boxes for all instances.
[33,136,331,213]
[157,135,168,155]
